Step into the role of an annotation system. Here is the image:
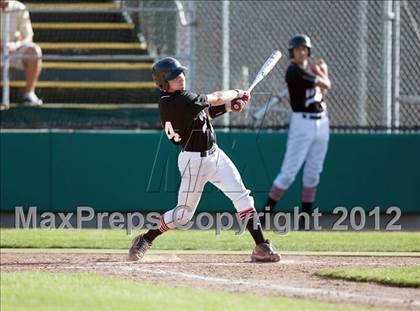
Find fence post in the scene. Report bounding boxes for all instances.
[357,0,369,127]
[222,0,230,128]
[393,0,401,128]
[1,9,10,109]
[187,1,196,91]
[382,0,394,129]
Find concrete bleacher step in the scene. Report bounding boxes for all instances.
[33,22,134,29]
[2,0,159,120]
[27,2,124,23]
[29,3,149,57]
[34,68,152,81]
[12,62,154,81]
[24,0,116,4]
[38,42,148,55]
[0,105,161,129]
[33,23,140,42]
[7,81,158,104]
[31,12,125,23]
[9,62,155,101]
[42,62,153,69]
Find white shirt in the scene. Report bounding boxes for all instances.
[0,1,33,44]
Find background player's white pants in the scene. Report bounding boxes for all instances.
[163,145,254,228]
[273,112,329,190]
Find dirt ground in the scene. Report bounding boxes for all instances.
[1,251,419,310]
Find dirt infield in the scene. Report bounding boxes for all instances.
[1,250,419,310]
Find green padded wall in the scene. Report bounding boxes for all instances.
[1,131,419,213]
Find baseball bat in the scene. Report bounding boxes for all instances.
[247,50,282,93]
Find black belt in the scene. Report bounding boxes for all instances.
[183,144,217,157]
[200,145,217,157]
[302,113,323,120]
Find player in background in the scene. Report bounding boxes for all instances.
[128,57,280,263]
[261,34,331,230]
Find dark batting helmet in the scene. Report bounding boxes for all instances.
[152,57,187,91]
[288,34,312,59]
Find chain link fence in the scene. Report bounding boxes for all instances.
[399,0,420,129]
[1,0,419,130]
[186,0,419,130]
[122,0,195,85]
[142,0,420,130]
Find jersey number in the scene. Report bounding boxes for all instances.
[165,122,181,142]
[305,87,323,107]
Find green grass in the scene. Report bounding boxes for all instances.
[1,229,420,252]
[0,271,377,311]
[316,266,420,288]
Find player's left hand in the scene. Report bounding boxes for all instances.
[235,89,250,101]
[316,58,326,65]
[310,63,320,74]
[315,58,328,73]
[241,92,250,102]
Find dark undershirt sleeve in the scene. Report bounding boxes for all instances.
[208,105,228,118]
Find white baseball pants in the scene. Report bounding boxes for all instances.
[273,112,329,190]
[162,145,255,229]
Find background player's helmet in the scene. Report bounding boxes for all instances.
[152,57,187,91]
[288,34,312,59]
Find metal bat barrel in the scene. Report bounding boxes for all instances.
[247,50,282,93]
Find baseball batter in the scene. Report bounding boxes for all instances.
[128,57,280,262]
[262,34,331,230]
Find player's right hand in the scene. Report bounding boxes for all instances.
[235,89,250,100]
[231,98,247,112]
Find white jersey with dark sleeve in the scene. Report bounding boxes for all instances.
[285,63,326,113]
[159,90,216,152]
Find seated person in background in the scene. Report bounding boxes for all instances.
[0,0,43,108]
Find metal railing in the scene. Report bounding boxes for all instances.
[1,8,10,109]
